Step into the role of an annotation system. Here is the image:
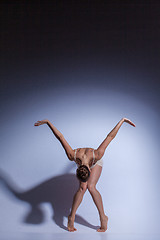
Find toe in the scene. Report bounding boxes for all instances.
[97,228,106,232]
[68,227,77,232]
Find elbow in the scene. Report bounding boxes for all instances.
[68,155,73,161]
[67,150,74,161]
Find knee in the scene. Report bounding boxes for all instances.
[79,183,87,193]
[87,183,96,193]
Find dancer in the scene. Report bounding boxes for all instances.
[34,117,136,232]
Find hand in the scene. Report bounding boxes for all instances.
[34,119,48,126]
[123,118,136,127]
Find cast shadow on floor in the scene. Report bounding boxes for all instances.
[0,168,99,231]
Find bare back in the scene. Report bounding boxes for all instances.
[74,148,95,167]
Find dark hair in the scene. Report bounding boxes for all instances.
[76,165,90,182]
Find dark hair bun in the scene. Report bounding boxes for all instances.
[76,165,90,182]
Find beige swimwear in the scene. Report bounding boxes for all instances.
[74,149,103,169]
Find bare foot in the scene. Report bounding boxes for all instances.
[97,215,108,232]
[67,216,77,232]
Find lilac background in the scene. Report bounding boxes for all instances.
[0,2,160,236]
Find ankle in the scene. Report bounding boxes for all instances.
[68,214,75,221]
[100,214,107,220]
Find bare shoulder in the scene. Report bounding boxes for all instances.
[94,148,105,160]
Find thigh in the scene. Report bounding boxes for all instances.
[87,165,102,186]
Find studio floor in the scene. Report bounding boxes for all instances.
[0,232,160,240]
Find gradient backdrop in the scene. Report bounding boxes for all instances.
[0,1,160,237]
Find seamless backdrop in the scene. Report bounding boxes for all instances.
[0,1,160,235]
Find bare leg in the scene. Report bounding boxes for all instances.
[87,165,108,232]
[68,182,87,232]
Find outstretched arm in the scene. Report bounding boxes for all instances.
[94,118,136,160]
[34,119,74,160]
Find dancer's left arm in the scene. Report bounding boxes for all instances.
[94,118,136,160]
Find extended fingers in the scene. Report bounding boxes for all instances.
[124,119,136,127]
[34,123,39,126]
[131,122,136,127]
[128,120,136,127]
[34,121,42,126]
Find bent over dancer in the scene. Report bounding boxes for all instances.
[34,118,136,232]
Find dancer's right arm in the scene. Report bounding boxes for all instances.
[34,119,74,161]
